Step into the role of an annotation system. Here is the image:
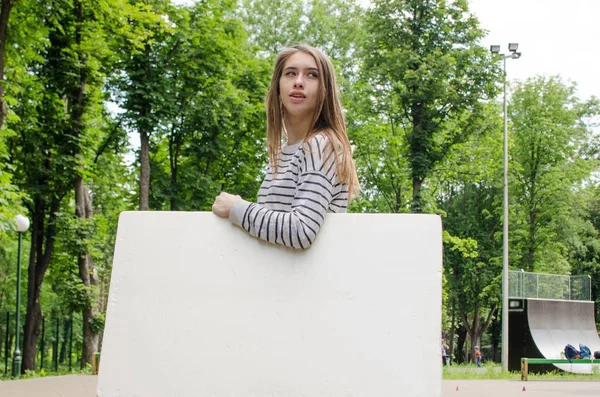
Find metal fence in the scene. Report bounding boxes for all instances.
[1,312,83,378]
[509,270,591,301]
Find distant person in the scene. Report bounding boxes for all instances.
[474,345,482,367]
[212,44,359,249]
[442,338,449,366]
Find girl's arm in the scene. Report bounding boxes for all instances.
[228,168,339,249]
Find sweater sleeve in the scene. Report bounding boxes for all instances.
[228,136,338,249]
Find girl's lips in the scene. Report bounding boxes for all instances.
[289,91,306,98]
[289,95,306,103]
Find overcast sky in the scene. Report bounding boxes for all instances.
[470,0,599,101]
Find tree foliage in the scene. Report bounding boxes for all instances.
[360,0,501,211]
[509,76,600,273]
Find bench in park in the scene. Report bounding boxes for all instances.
[521,358,596,380]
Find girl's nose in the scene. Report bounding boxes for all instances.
[294,75,304,88]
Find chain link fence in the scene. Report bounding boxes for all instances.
[509,270,591,301]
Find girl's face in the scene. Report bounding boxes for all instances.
[279,51,320,118]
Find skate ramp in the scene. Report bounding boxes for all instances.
[528,299,600,374]
[97,212,443,397]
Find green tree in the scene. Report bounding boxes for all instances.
[435,103,504,362]
[570,185,600,323]
[9,27,73,372]
[109,0,170,211]
[0,0,17,129]
[361,0,500,212]
[239,0,364,85]
[0,0,44,232]
[7,0,146,371]
[509,76,600,272]
[146,0,270,211]
[0,127,21,232]
[239,0,305,57]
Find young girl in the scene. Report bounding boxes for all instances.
[212,44,359,249]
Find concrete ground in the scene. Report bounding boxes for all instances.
[0,375,599,396]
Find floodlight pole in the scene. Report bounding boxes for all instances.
[501,53,509,373]
[490,44,521,372]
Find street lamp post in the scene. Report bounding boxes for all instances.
[12,214,30,377]
[490,43,521,372]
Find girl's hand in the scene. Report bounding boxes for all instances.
[212,192,242,218]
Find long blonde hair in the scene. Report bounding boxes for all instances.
[265,44,359,200]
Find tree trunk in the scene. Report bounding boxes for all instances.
[462,304,498,364]
[75,178,99,368]
[412,177,423,212]
[22,196,60,372]
[139,129,150,210]
[8,331,13,361]
[449,300,456,362]
[467,307,481,364]
[410,101,426,213]
[490,315,501,362]
[67,0,99,368]
[98,261,108,353]
[52,315,59,368]
[169,131,179,211]
[59,318,70,364]
[524,148,539,271]
[455,325,466,363]
[526,210,536,271]
[0,0,15,129]
[408,1,425,212]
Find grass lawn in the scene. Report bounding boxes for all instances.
[444,362,600,380]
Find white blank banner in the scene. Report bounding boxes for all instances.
[97,212,443,397]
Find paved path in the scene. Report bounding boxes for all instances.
[447,380,600,396]
[0,375,599,396]
[0,375,97,397]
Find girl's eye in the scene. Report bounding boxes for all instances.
[286,71,296,76]
[309,72,319,78]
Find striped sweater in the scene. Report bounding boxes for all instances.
[229,133,349,249]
